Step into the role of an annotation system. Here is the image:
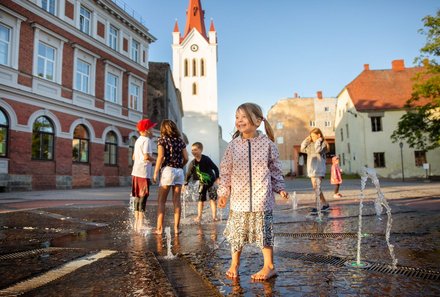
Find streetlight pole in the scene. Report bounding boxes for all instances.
[399,142,404,182]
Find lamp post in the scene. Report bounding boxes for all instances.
[399,142,404,182]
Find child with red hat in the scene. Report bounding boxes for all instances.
[131,119,157,232]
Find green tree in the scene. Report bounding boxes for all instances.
[391,10,440,151]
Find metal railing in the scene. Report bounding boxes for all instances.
[110,0,146,26]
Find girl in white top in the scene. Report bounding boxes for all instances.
[218,103,289,281]
[131,119,156,231]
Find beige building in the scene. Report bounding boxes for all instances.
[335,60,440,179]
[267,92,337,176]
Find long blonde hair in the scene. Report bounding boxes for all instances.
[232,102,275,142]
[310,127,330,150]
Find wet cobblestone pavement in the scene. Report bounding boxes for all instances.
[0,180,439,296]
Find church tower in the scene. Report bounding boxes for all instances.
[172,0,220,164]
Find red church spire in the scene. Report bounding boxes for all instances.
[209,19,215,32]
[173,20,180,33]
[183,0,207,39]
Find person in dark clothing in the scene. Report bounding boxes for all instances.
[184,142,220,223]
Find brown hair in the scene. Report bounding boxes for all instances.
[192,142,203,150]
[160,119,181,138]
[232,102,275,142]
[310,128,330,150]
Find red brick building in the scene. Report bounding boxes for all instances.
[0,0,156,191]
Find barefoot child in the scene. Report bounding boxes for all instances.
[184,142,220,223]
[153,119,188,235]
[217,103,288,281]
[131,119,156,231]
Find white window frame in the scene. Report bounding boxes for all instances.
[324,121,331,127]
[131,39,140,62]
[72,45,98,96]
[277,136,284,144]
[37,42,56,81]
[0,9,24,71]
[108,25,119,51]
[309,120,316,127]
[324,106,329,112]
[276,122,283,130]
[0,24,11,67]
[75,59,90,93]
[79,5,92,35]
[32,26,66,84]
[40,0,56,15]
[106,73,118,103]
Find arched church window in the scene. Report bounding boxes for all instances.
[184,59,189,77]
[192,59,197,76]
[0,109,9,157]
[200,59,205,76]
[192,82,197,95]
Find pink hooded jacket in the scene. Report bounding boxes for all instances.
[330,156,342,185]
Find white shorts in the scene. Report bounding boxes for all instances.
[160,166,184,186]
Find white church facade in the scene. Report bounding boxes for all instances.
[172,0,222,164]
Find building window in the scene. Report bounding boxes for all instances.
[276,136,284,144]
[192,82,197,95]
[184,59,189,77]
[108,25,118,51]
[41,0,56,15]
[309,120,315,127]
[131,39,139,62]
[373,152,385,168]
[276,122,283,130]
[75,59,90,93]
[371,116,382,132]
[129,83,140,110]
[72,125,89,163]
[104,131,118,165]
[347,142,351,154]
[340,128,344,141]
[414,151,427,167]
[324,121,331,127]
[37,42,55,81]
[346,124,349,138]
[0,24,11,66]
[192,59,197,76]
[324,107,329,112]
[342,153,345,166]
[79,5,91,35]
[106,73,118,103]
[200,59,205,76]
[0,109,8,157]
[32,116,54,160]
[128,136,137,167]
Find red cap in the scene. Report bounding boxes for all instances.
[136,119,157,132]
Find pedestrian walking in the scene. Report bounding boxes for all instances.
[153,119,188,235]
[331,156,343,198]
[217,102,288,281]
[131,119,156,232]
[300,128,330,214]
[184,142,220,223]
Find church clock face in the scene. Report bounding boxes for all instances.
[190,44,199,52]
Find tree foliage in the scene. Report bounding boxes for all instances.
[391,10,440,151]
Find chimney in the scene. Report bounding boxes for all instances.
[364,64,370,71]
[317,91,323,99]
[392,59,405,71]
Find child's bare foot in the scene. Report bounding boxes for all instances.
[251,267,277,281]
[154,228,162,235]
[225,265,239,279]
[193,217,201,224]
[212,217,219,222]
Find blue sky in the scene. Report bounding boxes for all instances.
[129,0,439,140]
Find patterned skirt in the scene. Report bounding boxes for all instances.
[223,210,274,253]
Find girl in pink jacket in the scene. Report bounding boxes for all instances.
[218,103,288,281]
[331,156,343,198]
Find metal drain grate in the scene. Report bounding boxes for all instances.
[278,251,440,280]
[0,247,82,260]
[275,232,358,239]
